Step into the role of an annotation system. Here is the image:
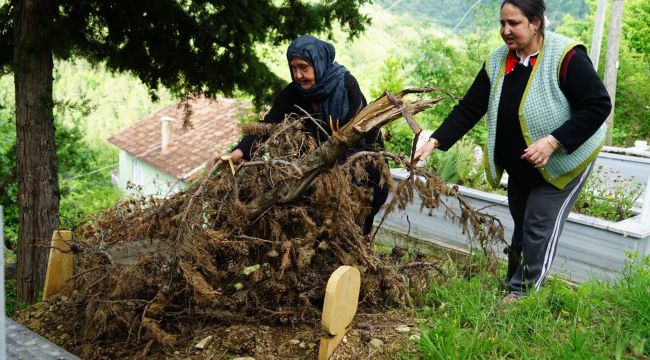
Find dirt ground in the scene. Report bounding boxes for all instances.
[15,296,421,359]
[13,229,467,359]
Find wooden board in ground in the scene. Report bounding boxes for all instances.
[319,266,361,359]
[43,230,74,299]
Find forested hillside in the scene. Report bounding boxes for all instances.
[374,0,588,30]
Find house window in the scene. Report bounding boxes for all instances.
[132,159,143,186]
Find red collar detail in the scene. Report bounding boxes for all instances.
[505,50,537,75]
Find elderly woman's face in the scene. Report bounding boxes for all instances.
[500,3,540,54]
[290,57,316,90]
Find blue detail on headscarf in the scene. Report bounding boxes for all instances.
[286,35,349,136]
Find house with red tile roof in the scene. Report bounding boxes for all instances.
[108,97,247,197]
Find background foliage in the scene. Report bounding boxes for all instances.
[373,0,588,31]
[0,73,121,248]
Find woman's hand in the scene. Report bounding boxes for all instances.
[412,138,439,165]
[521,136,559,169]
[228,148,245,164]
[206,148,245,171]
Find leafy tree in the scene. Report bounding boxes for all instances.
[0,86,119,252]
[369,52,407,153]
[406,36,486,143]
[610,46,650,144]
[0,0,371,303]
[376,35,492,157]
[370,52,405,99]
[623,0,650,58]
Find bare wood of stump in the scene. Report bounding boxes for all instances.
[385,90,422,164]
[244,88,447,216]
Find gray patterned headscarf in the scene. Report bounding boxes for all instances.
[286,35,349,128]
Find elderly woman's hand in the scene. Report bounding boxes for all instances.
[521,136,560,168]
[206,149,245,173]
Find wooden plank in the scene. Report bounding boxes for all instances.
[318,325,351,360]
[318,265,360,360]
[43,230,74,299]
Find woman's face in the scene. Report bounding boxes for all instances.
[500,3,541,54]
[290,57,316,90]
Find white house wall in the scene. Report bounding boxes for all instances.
[117,150,188,198]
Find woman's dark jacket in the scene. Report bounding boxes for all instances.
[431,46,611,184]
[235,72,383,160]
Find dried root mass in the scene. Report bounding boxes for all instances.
[30,90,505,355]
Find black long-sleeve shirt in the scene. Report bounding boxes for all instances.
[235,72,383,160]
[432,46,611,181]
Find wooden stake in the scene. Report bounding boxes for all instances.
[603,0,625,145]
[318,266,361,360]
[43,230,74,299]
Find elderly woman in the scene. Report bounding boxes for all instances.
[414,0,611,301]
[227,34,387,235]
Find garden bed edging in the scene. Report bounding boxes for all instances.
[381,168,650,284]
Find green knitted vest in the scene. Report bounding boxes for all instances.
[483,32,606,189]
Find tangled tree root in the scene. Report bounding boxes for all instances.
[50,89,505,352]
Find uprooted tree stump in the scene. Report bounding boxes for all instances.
[22,89,506,358]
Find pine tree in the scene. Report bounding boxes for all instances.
[0,0,371,303]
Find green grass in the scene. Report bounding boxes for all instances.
[4,279,31,316]
[408,254,650,359]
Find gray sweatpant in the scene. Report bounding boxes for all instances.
[505,162,593,294]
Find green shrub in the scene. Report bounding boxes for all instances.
[573,165,643,221]
[426,138,496,191]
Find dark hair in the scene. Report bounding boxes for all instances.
[501,0,546,35]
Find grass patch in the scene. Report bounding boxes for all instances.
[409,254,650,359]
[4,279,30,317]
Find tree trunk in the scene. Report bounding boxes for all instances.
[14,0,58,304]
[589,0,608,70]
[603,0,625,145]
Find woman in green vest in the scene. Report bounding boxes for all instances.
[413,0,611,302]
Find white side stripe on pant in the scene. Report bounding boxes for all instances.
[534,162,593,290]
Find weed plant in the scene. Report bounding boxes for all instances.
[573,166,643,222]
[4,279,35,316]
[405,254,650,359]
[425,138,494,192]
